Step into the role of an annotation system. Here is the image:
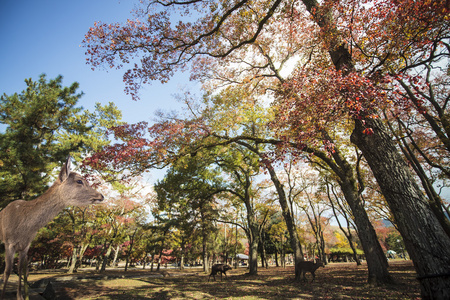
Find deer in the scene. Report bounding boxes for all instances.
[0,156,104,300]
[208,264,232,282]
[297,260,325,283]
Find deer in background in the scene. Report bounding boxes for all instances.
[297,260,325,283]
[0,157,104,300]
[208,264,232,281]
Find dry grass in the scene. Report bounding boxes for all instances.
[28,260,420,299]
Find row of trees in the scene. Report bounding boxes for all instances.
[26,162,403,274]
[81,0,450,299]
[1,75,388,275]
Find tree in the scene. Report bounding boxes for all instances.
[294,172,330,264]
[154,156,220,272]
[63,206,98,273]
[218,145,264,275]
[265,212,290,267]
[0,74,122,206]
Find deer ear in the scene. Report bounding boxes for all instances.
[59,156,72,182]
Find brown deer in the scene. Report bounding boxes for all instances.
[0,157,104,300]
[208,264,232,281]
[297,260,325,283]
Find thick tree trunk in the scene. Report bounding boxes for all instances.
[339,177,392,284]
[396,126,450,238]
[351,118,450,299]
[247,230,259,275]
[328,142,392,282]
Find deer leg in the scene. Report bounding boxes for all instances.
[17,257,22,300]
[17,250,25,300]
[18,248,29,300]
[302,271,307,282]
[208,271,214,282]
[311,271,315,283]
[2,244,14,300]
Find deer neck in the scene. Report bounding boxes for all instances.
[29,184,68,229]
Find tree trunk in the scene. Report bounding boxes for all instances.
[100,242,113,272]
[248,229,259,275]
[142,253,147,269]
[244,211,259,275]
[150,253,155,271]
[274,251,279,267]
[125,230,137,272]
[339,177,392,284]
[351,117,450,299]
[156,239,165,272]
[112,245,120,269]
[202,231,209,274]
[78,243,89,270]
[180,243,185,270]
[68,247,78,274]
[265,162,304,279]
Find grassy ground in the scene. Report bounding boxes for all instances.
[26,260,419,300]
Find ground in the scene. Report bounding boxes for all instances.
[8,260,420,299]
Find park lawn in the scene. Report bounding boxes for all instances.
[35,261,419,299]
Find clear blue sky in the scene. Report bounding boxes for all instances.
[0,0,194,125]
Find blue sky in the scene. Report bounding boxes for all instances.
[0,0,194,125]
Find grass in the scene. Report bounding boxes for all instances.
[28,260,420,299]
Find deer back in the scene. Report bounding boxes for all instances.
[298,260,324,273]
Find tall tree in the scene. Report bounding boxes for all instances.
[154,156,221,272]
[216,144,263,275]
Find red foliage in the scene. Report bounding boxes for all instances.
[83,118,210,177]
[272,66,388,144]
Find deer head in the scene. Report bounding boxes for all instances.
[57,156,104,206]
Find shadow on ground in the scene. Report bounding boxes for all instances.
[25,261,419,300]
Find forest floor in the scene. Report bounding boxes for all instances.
[6,260,420,299]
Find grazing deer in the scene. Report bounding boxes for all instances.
[208,264,232,281]
[0,157,104,300]
[297,260,325,283]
